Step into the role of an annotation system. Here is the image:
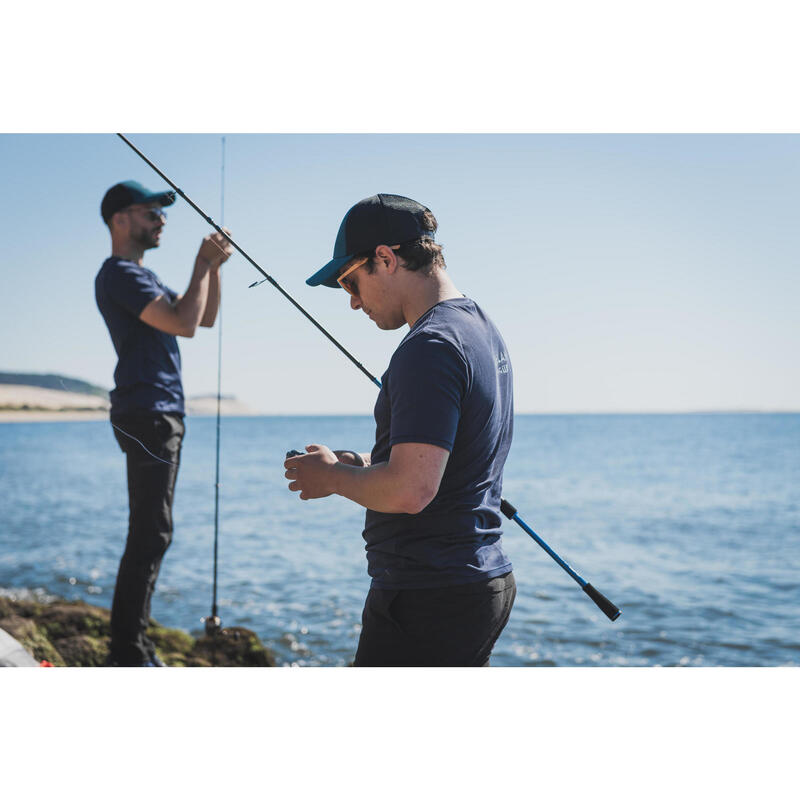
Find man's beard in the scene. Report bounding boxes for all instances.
[133,228,161,250]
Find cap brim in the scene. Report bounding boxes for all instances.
[306,254,351,288]
[144,190,177,208]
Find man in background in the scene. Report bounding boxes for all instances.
[96,180,232,666]
[284,194,516,666]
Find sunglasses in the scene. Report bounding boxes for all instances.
[336,246,401,297]
[128,206,167,222]
[337,256,369,297]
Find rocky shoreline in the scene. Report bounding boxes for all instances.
[0,594,276,667]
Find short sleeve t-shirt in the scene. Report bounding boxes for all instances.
[364,297,514,589]
[95,257,184,417]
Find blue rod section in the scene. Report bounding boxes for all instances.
[511,513,587,589]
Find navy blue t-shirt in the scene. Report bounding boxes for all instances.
[364,297,514,589]
[95,257,184,417]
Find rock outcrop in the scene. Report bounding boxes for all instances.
[0,595,276,667]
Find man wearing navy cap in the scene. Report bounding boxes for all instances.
[284,194,516,666]
[96,180,233,666]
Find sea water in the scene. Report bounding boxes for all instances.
[0,414,798,667]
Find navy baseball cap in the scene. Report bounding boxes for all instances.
[307,194,435,288]
[101,180,176,224]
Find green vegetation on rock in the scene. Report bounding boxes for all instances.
[0,595,276,667]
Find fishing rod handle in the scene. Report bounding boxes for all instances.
[582,584,621,621]
[500,498,517,518]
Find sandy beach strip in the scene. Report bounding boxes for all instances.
[0,384,109,422]
[0,410,110,422]
[0,385,258,422]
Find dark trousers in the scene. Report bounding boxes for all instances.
[354,571,516,667]
[110,413,184,666]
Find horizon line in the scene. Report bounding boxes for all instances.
[193,409,800,417]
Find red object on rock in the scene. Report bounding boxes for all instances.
[39,660,54,667]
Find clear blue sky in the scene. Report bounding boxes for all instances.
[2,133,798,413]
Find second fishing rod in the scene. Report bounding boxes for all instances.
[117,133,621,622]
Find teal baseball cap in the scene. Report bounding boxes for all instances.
[101,180,176,223]
[307,194,435,288]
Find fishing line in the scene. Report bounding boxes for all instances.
[110,423,178,466]
[57,379,178,466]
[116,133,621,622]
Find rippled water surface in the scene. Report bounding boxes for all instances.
[1,414,798,666]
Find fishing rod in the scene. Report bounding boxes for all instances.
[116,133,621,622]
[205,136,225,639]
[116,134,380,390]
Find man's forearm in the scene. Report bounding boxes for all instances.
[200,268,221,327]
[174,259,213,335]
[330,461,427,514]
[287,443,443,511]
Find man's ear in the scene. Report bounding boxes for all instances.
[110,210,127,233]
[374,244,398,273]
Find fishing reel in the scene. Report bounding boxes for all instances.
[286,449,304,458]
[204,615,222,636]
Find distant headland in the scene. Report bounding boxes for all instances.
[0,371,256,420]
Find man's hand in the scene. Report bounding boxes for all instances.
[333,450,370,467]
[284,441,448,513]
[284,444,340,500]
[196,229,234,270]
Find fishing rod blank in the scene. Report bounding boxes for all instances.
[118,133,621,623]
[116,133,380,390]
[205,135,225,639]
